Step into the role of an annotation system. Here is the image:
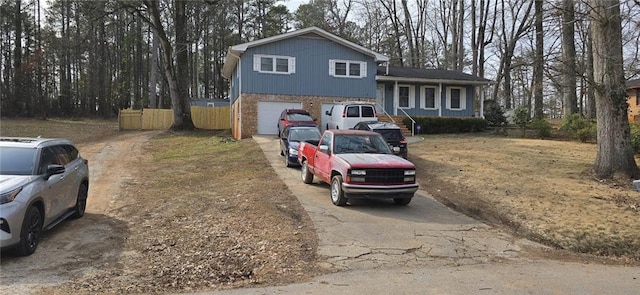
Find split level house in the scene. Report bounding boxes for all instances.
[221,26,493,139]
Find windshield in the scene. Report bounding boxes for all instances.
[333,134,391,154]
[289,128,321,142]
[287,113,314,122]
[0,147,37,175]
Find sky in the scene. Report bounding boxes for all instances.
[276,0,306,12]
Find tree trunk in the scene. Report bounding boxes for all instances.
[401,0,415,67]
[173,0,195,130]
[145,0,195,130]
[589,0,639,178]
[13,0,24,116]
[561,0,578,117]
[533,0,544,119]
[149,29,159,108]
[586,24,596,120]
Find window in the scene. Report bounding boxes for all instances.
[421,86,437,109]
[253,54,295,74]
[346,106,360,117]
[637,89,640,106]
[329,59,366,78]
[398,85,415,108]
[451,89,461,109]
[361,106,375,117]
[446,87,467,110]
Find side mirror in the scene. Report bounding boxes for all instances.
[44,164,65,180]
[319,145,329,153]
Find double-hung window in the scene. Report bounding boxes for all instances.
[446,86,466,110]
[254,54,295,74]
[421,86,437,109]
[398,85,415,108]
[329,59,366,78]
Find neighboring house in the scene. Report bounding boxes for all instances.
[221,26,492,139]
[627,79,640,121]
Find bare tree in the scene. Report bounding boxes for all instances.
[533,0,544,119]
[143,0,195,130]
[491,0,534,109]
[561,0,578,117]
[471,0,496,78]
[589,0,639,178]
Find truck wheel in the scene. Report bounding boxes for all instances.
[301,161,313,184]
[393,197,412,205]
[331,175,348,206]
[17,205,43,256]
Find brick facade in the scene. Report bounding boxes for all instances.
[233,93,374,139]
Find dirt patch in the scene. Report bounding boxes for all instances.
[1,119,320,294]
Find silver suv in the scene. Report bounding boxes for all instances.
[0,137,89,256]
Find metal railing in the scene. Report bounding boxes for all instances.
[396,108,416,137]
[375,103,396,123]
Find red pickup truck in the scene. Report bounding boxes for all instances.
[297,129,419,206]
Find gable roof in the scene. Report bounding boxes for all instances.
[628,78,640,89]
[376,66,493,85]
[222,27,389,78]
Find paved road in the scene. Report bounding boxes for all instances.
[206,135,639,295]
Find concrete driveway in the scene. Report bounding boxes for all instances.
[206,135,639,295]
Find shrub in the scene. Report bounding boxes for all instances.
[484,99,508,126]
[561,113,596,142]
[529,118,552,138]
[512,106,531,137]
[406,117,488,134]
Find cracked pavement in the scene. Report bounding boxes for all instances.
[252,135,534,272]
[203,136,640,295]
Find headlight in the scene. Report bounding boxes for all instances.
[0,187,22,204]
[404,176,415,182]
[289,148,298,156]
[351,170,367,176]
[404,170,416,176]
[350,177,366,182]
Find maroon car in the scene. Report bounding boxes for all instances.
[277,109,317,137]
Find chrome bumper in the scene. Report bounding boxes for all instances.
[341,183,419,195]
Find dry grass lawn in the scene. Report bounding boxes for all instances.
[410,133,640,262]
[2,117,638,292]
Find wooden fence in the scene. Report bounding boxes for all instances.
[119,106,230,130]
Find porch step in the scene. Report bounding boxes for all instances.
[377,115,413,138]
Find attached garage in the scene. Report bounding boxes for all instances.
[257,101,302,134]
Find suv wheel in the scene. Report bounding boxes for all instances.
[17,206,43,256]
[72,183,88,218]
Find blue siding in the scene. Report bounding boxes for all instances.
[380,82,475,117]
[240,36,377,98]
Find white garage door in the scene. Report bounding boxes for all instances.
[257,101,302,134]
